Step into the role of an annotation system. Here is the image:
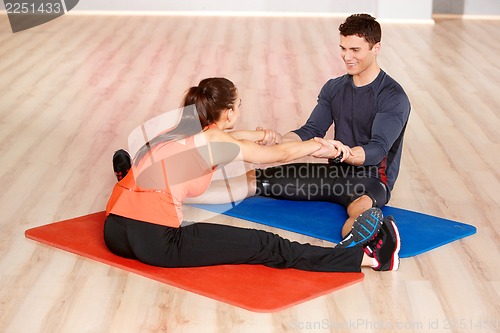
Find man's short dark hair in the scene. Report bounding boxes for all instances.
[339,14,381,47]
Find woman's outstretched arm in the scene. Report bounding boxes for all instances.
[206,128,322,165]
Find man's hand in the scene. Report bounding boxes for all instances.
[311,138,353,162]
[256,127,283,145]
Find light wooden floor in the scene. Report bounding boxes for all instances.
[1,13,499,333]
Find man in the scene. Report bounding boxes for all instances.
[256,14,410,262]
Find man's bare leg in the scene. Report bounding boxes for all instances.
[343,195,375,237]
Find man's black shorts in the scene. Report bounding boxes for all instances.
[255,163,389,208]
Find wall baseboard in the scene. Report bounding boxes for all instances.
[433,13,500,20]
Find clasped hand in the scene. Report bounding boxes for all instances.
[255,127,282,145]
[253,127,351,162]
[311,137,352,162]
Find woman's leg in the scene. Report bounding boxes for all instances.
[126,220,364,272]
[183,171,255,204]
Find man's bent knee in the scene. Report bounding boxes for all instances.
[347,195,374,217]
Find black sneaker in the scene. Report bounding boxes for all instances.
[336,207,383,248]
[112,149,132,181]
[366,216,401,271]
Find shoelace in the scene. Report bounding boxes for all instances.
[364,222,386,257]
[115,171,125,180]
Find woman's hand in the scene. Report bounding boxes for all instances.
[255,127,282,145]
[310,138,353,162]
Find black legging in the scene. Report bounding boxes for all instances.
[256,163,389,208]
[103,214,364,272]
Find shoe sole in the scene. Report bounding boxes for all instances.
[336,208,383,248]
[113,149,132,181]
[387,218,401,271]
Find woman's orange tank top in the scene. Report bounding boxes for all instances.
[105,131,215,227]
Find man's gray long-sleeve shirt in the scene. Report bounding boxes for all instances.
[293,70,411,191]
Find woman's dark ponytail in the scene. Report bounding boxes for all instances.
[133,77,237,165]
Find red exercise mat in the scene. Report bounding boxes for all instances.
[25,211,364,312]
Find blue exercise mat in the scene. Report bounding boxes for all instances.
[191,197,476,258]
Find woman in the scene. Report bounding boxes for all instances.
[104,77,394,272]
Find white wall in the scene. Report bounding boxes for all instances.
[375,0,433,22]
[464,0,500,16]
[70,0,372,15]
[1,0,499,18]
[434,0,500,15]
[70,0,433,21]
